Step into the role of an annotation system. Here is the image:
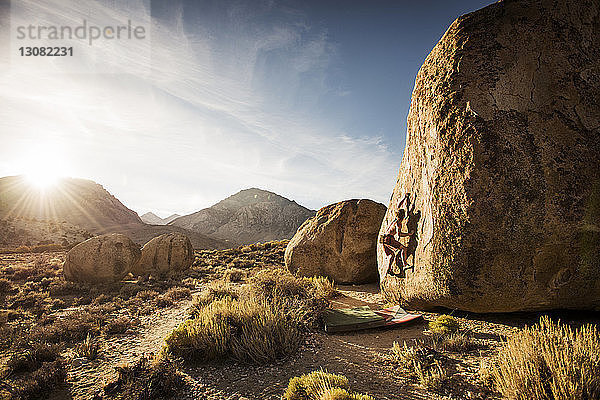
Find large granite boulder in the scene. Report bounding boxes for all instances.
[286,199,386,284]
[63,234,141,283]
[132,233,194,277]
[378,0,600,313]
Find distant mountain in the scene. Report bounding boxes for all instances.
[163,214,181,224]
[141,212,182,225]
[169,188,315,245]
[0,175,227,250]
[0,175,142,230]
[140,212,163,225]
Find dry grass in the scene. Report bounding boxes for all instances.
[428,314,460,336]
[391,341,448,390]
[167,269,335,364]
[491,316,600,400]
[12,359,67,400]
[104,355,186,399]
[0,251,199,399]
[75,333,101,360]
[223,267,246,282]
[165,296,302,364]
[283,370,374,400]
[192,280,239,310]
[434,332,479,353]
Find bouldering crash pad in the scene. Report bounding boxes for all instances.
[324,305,422,333]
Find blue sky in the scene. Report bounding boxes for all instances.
[0,0,493,216]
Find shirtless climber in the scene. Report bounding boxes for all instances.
[379,194,415,277]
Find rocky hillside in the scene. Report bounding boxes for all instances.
[140,212,181,225]
[0,176,227,250]
[0,175,142,231]
[169,188,315,245]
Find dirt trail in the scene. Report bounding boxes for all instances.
[174,283,434,400]
[66,299,192,399]
[63,283,490,399]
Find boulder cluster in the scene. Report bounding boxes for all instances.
[63,232,194,283]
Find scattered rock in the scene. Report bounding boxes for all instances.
[132,233,194,277]
[285,199,386,284]
[63,234,141,283]
[378,0,600,312]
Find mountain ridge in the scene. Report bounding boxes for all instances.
[140,212,181,225]
[169,188,315,245]
[0,175,227,250]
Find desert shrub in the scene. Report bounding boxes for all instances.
[75,333,101,360]
[250,270,334,329]
[0,324,19,350]
[92,293,113,305]
[48,280,86,296]
[191,281,239,311]
[491,316,600,400]
[391,341,448,390]
[119,284,143,299]
[135,290,159,302]
[103,355,186,399]
[167,269,332,365]
[104,316,136,335]
[309,276,338,300]
[283,370,374,400]
[165,296,301,364]
[435,332,478,353]
[223,267,246,282]
[429,315,460,336]
[10,267,36,281]
[30,243,64,253]
[8,292,49,313]
[162,286,191,302]
[12,360,67,399]
[250,269,311,299]
[14,245,31,253]
[156,296,174,308]
[6,343,62,374]
[74,295,93,306]
[0,278,12,294]
[29,310,105,344]
[319,387,374,400]
[240,245,253,253]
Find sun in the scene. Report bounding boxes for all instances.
[26,170,60,189]
[22,145,69,190]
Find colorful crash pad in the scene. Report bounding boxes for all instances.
[323,305,422,333]
[323,306,385,333]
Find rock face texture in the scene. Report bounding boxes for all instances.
[63,234,141,283]
[286,199,386,284]
[170,188,315,246]
[132,233,195,276]
[378,0,600,313]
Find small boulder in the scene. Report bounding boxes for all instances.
[132,233,194,277]
[285,199,386,284]
[63,234,140,283]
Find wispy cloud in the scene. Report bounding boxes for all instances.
[0,0,400,215]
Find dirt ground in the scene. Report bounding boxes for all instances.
[2,246,600,400]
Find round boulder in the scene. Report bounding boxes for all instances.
[132,233,194,277]
[285,199,386,284]
[63,233,141,283]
